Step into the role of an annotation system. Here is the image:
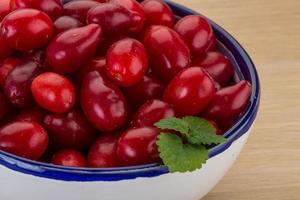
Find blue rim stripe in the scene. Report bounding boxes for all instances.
[0,1,260,181]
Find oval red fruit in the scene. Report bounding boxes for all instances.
[123,74,164,108]
[81,71,128,132]
[88,135,120,168]
[52,149,87,167]
[175,15,216,56]
[1,9,53,51]
[46,24,102,74]
[44,110,96,150]
[106,38,148,87]
[4,59,42,108]
[163,67,216,116]
[87,3,133,37]
[63,0,99,23]
[117,127,160,166]
[192,51,234,86]
[0,121,48,160]
[141,0,174,27]
[143,25,191,82]
[53,16,83,34]
[31,72,76,113]
[203,80,252,122]
[10,0,63,20]
[131,99,175,128]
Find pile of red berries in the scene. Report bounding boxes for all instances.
[0,0,251,168]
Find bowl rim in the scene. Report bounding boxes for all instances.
[0,0,260,181]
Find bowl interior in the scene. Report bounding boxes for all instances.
[0,0,260,181]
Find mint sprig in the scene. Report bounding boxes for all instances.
[157,133,208,173]
[155,116,226,173]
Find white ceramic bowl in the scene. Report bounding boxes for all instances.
[0,1,260,200]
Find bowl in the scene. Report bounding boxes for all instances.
[0,1,260,200]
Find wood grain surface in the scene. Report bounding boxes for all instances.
[171,0,300,199]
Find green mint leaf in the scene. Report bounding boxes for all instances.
[157,133,208,173]
[154,117,189,136]
[182,116,226,145]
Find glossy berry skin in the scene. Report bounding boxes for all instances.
[0,58,21,87]
[131,99,175,128]
[203,80,252,122]
[10,0,63,20]
[0,121,48,160]
[31,72,76,113]
[63,0,99,23]
[106,38,148,87]
[164,67,216,116]
[192,52,234,86]
[44,110,96,150]
[4,60,42,108]
[15,107,47,124]
[110,0,146,33]
[88,135,120,168]
[143,25,191,82]
[117,127,160,166]
[141,0,174,27]
[52,149,87,167]
[0,34,13,61]
[53,16,83,34]
[87,3,133,37]
[81,71,128,132]
[0,91,10,120]
[79,56,106,80]
[123,74,164,108]
[1,9,53,51]
[46,24,102,74]
[0,0,11,21]
[175,15,216,57]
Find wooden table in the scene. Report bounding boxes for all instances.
[172,0,300,199]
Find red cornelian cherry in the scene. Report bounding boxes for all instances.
[52,149,87,167]
[88,135,120,168]
[0,0,11,21]
[44,110,96,150]
[163,67,216,116]
[0,9,53,51]
[123,74,165,108]
[143,25,191,82]
[15,107,47,124]
[117,126,160,166]
[131,99,175,128]
[10,0,63,20]
[53,16,83,34]
[87,3,133,37]
[0,58,21,87]
[175,15,216,57]
[110,0,146,33]
[81,71,128,132]
[0,34,13,61]
[106,38,148,87]
[63,0,99,23]
[4,59,42,108]
[192,51,234,86]
[203,80,252,122]
[141,0,174,27]
[46,24,102,74]
[0,121,49,160]
[31,72,76,113]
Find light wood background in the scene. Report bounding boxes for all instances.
[171,0,300,199]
